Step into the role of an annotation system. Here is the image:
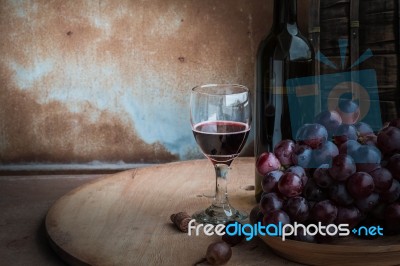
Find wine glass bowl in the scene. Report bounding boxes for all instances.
[190,84,251,224]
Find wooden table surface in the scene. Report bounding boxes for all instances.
[0,173,103,266]
[45,158,301,266]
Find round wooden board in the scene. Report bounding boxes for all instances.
[45,158,300,266]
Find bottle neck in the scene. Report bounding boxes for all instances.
[272,0,297,30]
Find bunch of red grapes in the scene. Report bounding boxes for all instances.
[254,110,400,243]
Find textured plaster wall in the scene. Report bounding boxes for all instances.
[0,0,308,165]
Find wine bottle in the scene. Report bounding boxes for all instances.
[255,0,314,202]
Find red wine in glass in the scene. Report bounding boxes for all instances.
[192,121,250,165]
[190,83,251,224]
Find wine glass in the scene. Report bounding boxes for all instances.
[190,84,252,224]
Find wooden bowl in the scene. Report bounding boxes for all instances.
[260,235,400,266]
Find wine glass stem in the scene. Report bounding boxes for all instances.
[213,163,230,207]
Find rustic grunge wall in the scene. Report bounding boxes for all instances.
[0,0,308,166]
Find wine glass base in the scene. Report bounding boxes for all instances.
[192,204,248,225]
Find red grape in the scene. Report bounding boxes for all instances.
[334,124,358,147]
[283,196,309,222]
[355,122,374,138]
[261,170,284,193]
[328,154,356,181]
[387,154,400,180]
[355,193,380,213]
[256,152,281,176]
[328,182,354,206]
[339,140,360,157]
[313,141,339,166]
[335,205,361,229]
[336,96,360,125]
[291,144,313,169]
[314,110,342,137]
[353,145,382,173]
[310,200,338,225]
[274,139,295,166]
[286,166,308,186]
[206,241,232,265]
[278,172,303,198]
[380,179,400,204]
[222,221,245,246]
[259,192,284,214]
[370,203,386,220]
[249,205,264,224]
[313,165,334,188]
[304,179,327,202]
[295,123,328,149]
[262,210,291,226]
[294,227,316,243]
[369,167,393,193]
[346,172,375,199]
[384,202,400,235]
[377,126,400,155]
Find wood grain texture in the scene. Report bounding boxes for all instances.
[45,158,300,266]
[0,174,104,266]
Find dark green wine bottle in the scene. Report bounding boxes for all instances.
[255,0,314,202]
